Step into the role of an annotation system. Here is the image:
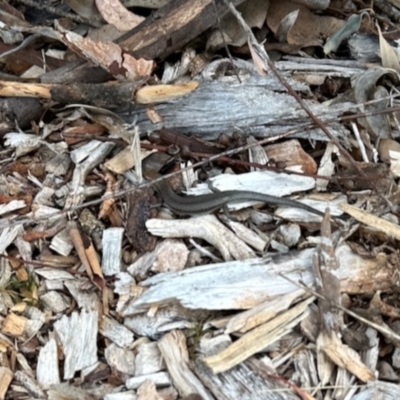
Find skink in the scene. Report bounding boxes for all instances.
[154,180,325,217]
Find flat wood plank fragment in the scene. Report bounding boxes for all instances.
[105,343,136,375]
[40,291,71,313]
[226,290,302,334]
[104,390,137,400]
[37,338,60,389]
[54,309,98,379]
[24,307,46,338]
[319,332,375,382]
[1,313,27,337]
[34,267,74,280]
[157,331,213,400]
[99,315,134,347]
[203,297,314,373]
[125,372,171,390]
[50,228,74,256]
[64,280,100,309]
[126,77,351,141]
[0,200,26,216]
[135,342,164,375]
[0,367,13,400]
[136,380,163,400]
[123,253,309,315]
[101,227,124,276]
[0,226,23,253]
[146,215,256,262]
[193,359,300,400]
[121,244,392,315]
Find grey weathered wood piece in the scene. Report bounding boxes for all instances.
[193,360,300,400]
[125,71,352,142]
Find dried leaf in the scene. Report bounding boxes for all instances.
[248,40,268,76]
[275,9,299,43]
[377,22,400,73]
[267,0,344,46]
[324,13,367,54]
[206,0,268,49]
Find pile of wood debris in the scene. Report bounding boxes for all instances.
[1,0,400,399]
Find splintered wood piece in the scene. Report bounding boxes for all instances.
[50,228,74,257]
[314,210,349,385]
[101,228,124,276]
[104,343,135,375]
[157,330,213,400]
[146,215,256,262]
[136,380,163,400]
[0,367,13,400]
[122,244,393,316]
[65,141,115,211]
[203,297,315,373]
[0,199,26,216]
[125,371,171,390]
[40,291,71,314]
[64,280,101,310]
[224,220,266,252]
[128,74,350,141]
[317,332,375,383]
[99,315,134,348]
[0,333,14,353]
[1,313,27,337]
[14,371,45,399]
[226,291,302,334]
[193,358,300,400]
[36,338,60,389]
[135,342,164,376]
[314,209,342,333]
[54,309,98,379]
[24,307,46,338]
[0,226,22,253]
[0,81,52,98]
